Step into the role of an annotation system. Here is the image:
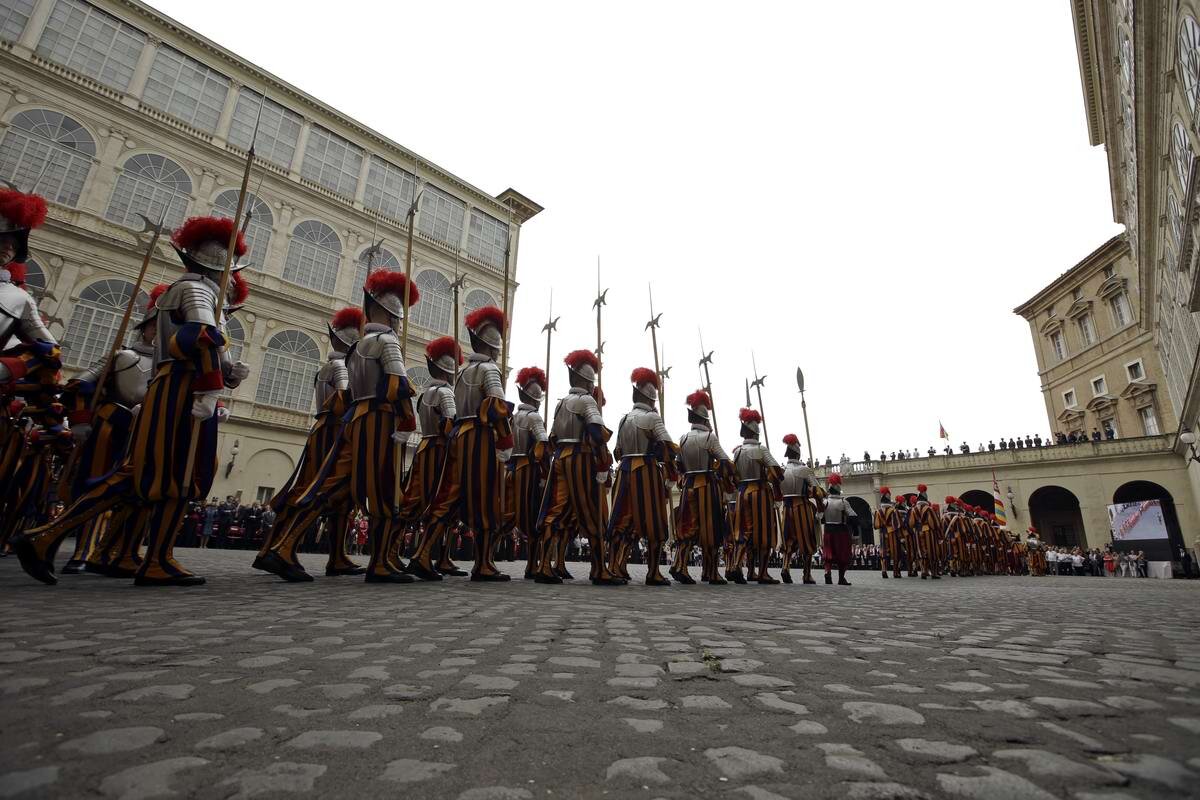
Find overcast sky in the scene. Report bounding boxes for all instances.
[157,0,1123,460]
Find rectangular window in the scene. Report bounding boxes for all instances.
[0,0,33,43]
[1063,389,1077,408]
[1110,292,1132,327]
[1138,406,1160,436]
[467,210,509,269]
[142,46,230,133]
[1091,375,1107,396]
[1126,360,1145,381]
[363,155,418,221]
[1102,265,1115,279]
[418,184,465,245]
[1071,287,1083,300]
[300,125,363,197]
[1050,331,1066,362]
[35,0,146,91]
[255,486,274,504]
[227,89,302,167]
[1077,314,1096,347]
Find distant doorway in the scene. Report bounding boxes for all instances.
[847,496,873,545]
[1028,485,1085,547]
[959,489,993,514]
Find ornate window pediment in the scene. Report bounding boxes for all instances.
[1039,317,1064,335]
[1119,380,1158,408]
[1085,394,1118,413]
[1056,407,1085,425]
[1066,298,1093,318]
[1098,275,1128,300]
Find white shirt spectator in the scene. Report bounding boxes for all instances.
[1072,554,1083,569]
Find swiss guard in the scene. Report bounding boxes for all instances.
[731,408,782,584]
[537,349,620,585]
[403,335,464,580]
[606,367,678,586]
[18,215,251,586]
[675,389,734,584]
[508,366,550,580]
[874,485,904,579]
[779,433,821,584]
[908,483,941,579]
[422,305,513,581]
[821,472,856,585]
[255,306,366,581]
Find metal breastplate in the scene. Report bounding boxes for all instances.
[348,333,387,403]
[419,385,451,435]
[825,495,849,525]
[0,280,53,345]
[109,346,153,408]
[314,358,347,411]
[780,462,813,496]
[734,444,766,481]
[454,361,490,418]
[616,407,657,456]
[551,393,590,442]
[679,430,714,472]
[154,277,218,366]
[512,407,538,454]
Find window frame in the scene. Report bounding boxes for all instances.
[1090,375,1108,397]
[1138,405,1160,436]
[1077,313,1097,348]
[254,329,322,412]
[0,108,97,206]
[105,152,192,231]
[1062,388,1077,409]
[282,219,342,294]
[1125,358,1146,382]
[1049,330,1067,362]
[141,45,231,133]
[1109,291,1133,329]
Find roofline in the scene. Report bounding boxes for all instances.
[1013,234,1127,316]
[1071,0,1105,147]
[114,0,539,219]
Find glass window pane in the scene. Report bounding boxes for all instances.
[411,269,451,333]
[0,0,33,43]
[142,45,230,133]
[418,185,464,246]
[105,153,191,230]
[300,125,362,198]
[255,330,321,411]
[363,156,417,221]
[36,0,146,91]
[282,220,341,294]
[0,109,95,206]
[352,246,399,301]
[61,278,147,367]
[213,190,272,268]
[466,210,508,269]
[227,89,302,168]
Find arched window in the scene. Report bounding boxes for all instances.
[224,316,245,364]
[213,190,272,267]
[255,330,320,412]
[407,364,431,430]
[106,153,191,231]
[21,256,47,299]
[1168,189,1183,251]
[352,246,400,301]
[283,220,341,294]
[412,269,451,333]
[62,279,147,368]
[1172,122,1193,191]
[463,288,497,316]
[0,109,95,206]
[1181,15,1200,117]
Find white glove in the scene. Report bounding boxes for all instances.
[497,448,513,463]
[216,405,230,423]
[595,470,609,484]
[391,431,408,444]
[228,360,250,383]
[191,391,218,420]
[71,423,92,443]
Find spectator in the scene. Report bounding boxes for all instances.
[1071,549,1084,576]
[1024,435,1033,448]
[825,456,833,467]
[1046,548,1057,575]
[261,506,276,539]
[960,442,970,454]
[1104,425,1115,440]
[863,450,871,462]
[1008,437,1017,449]
[354,515,369,555]
[243,502,263,546]
[879,451,887,462]
[977,443,984,453]
[988,440,996,451]
[927,447,936,457]
[999,439,1008,450]
[201,498,218,549]
[1136,550,1147,577]
[1016,437,1024,450]
[1034,434,1043,447]
[1091,428,1102,442]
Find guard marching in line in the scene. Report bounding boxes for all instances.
[508,367,550,580]
[675,389,734,584]
[779,433,821,585]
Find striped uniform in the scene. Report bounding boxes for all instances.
[606,403,677,581]
[874,502,904,576]
[403,379,456,571]
[908,500,941,578]
[944,511,970,574]
[732,439,782,574]
[506,402,549,575]
[677,424,734,581]
[780,459,822,573]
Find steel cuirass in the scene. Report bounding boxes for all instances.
[348,324,405,403]
[313,356,348,412]
[512,403,547,455]
[616,404,669,456]
[418,382,455,436]
[153,275,218,367]
[824,495,854,525]
[454,355,502,420]
[0,280,54,347]
[551,388,602,443]
[781,460,816,497]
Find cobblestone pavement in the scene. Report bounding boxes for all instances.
[1,548,1198,799]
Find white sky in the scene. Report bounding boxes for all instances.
[156,0,1124,459]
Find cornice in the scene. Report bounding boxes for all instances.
[1013,234,1128,316]
[1071,0,1105,146]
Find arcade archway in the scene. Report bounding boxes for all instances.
[959,489,993,513]
[847,496,873,545]
[1028,485,1085,547]
[1112,481,1183,560]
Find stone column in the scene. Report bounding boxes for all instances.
[458,203,472,253]
[123,35,161,108]
[76,127,130,216]
[289,120,311,180]
[14,0,53,57]
[353,152,371,207]
[214,80,241,146]
[263,202,294,278]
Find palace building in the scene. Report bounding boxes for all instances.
[0,0,541,501]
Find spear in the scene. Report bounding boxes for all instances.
[541,289,559,420]
[796,367,814,468]
[646,285,676,551]
[593,256,607,393]
[499,206,514,388]
[697,329,719,440]
[657,344,671,418]
[751,352,769,447]
[449,256,466,386]
[180,92,265,495]
[399,177,425,360]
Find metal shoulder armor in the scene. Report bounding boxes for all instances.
[347,333,384,403]
[781,462,809,496]
[824,495,849,524]
[0,282,54,344]
[679,430,713,472]
[734,444,765,481]
[109,348,149,408]
[154,276,218,365]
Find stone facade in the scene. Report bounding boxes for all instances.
[0,0,540,501]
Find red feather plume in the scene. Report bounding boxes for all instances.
[783,433,799,446]
[516,366,547,390]
[828,472,843,486]
[331,307,365,330]
[6,263,26,285]
[426,336,463,365]
[686,389,712,409]
[172,216,247,258]
[739,407,761,424]
[0,189,48,231]
[364,269,419,305]
[465,305,505,334]
[880,485,891,495]
[564,349,599,372]
[630,367,658,387]
[147,283,169,311]
[229,271,250,305]
[917,483,928,493]
[945,496,956,505]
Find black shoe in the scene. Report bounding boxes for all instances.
[365,571,414,583]
[325,564,366,576]
[405,561,444,581]
[13,537,56,586]
[591,575,625,586]
[781,571,793,584]
[881,572,888,579]
[61,559,85,575]
[524,568,536,580]
[645,575,671,586]
[824,573,833,585]
[921,574,928,580]
[757,576,780,585]
[555,566,575,580]
[931,574,941,580]
[133,574,206,587]
[675,571,696,585]
[438,564,469,577]
[534,573,563,584]
[251,555,271,572]
[802,577,817,585]
[470,572,511,582]
[82,562,108,576]
[838,577,852,586]
[705,575,728,585]
[259,551,312,582]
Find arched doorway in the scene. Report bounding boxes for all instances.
[847,496,873,545]
[1028,486,1085,548]
[1112,481,1182,562]
[959,489,993,514]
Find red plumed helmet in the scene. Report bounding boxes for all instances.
[331,307,365,330]
[364,269,419,305]
[465,305,506,334]
[5,262,25,285]
[229,271,250,305]
[630,367,659,387]
[783,433,799,446]
[686,389,712,409]
[828,472,843,486]
[880,485,891,495]
[0,188,48,231]
[147,283,169,311]
[564,349,600,372]
[945,496,956,505]
[917,483,928,493]
[426,336,463,365]
[516,366,548,390]
[739,408,761,424]
[171,216,247,258]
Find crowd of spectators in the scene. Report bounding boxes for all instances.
[179,497,276,550]
[1045,545,1148,577]
[854,424,1126,464]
